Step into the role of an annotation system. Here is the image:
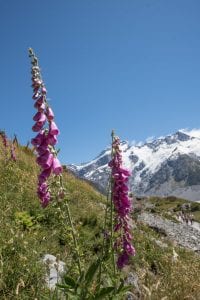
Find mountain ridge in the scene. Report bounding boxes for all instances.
[68,129,200,202]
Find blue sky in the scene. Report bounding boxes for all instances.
[1,0,200,164]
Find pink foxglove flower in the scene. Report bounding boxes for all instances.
[31,131,45,146]
[52,157,63,175]
[36,152,53,169]
[32,122,45,132]
[38,167,52,184]
[47,133,57,146]
[49,121,59,135]
[46,107,54,121]
[34,101,46,112]
[109,134,135,269]
[29,48,63,207]
[33,112,45,122]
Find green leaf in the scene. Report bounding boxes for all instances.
[63,275,77,288]
[77,270,85,284]
[117,285,132,295]
[56,284,77,296]
[117,278,124,293]
[85,259,101,285]
[56,284,68,289]
[94,287,115,299]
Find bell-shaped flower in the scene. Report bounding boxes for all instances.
[52,157,62,175]
[34,102,46,112]
[32,122,44,132]
[38,167,51,184]
[117,252,129,269]
[46,107,54,121]
[33,111,44,122]
[41,192,51,208]
[49,121,59,135]
[47,133,57,146]
[31,131,45,146]
[36,135,49,153]
[37,152,53,169]
[36,113,46,125]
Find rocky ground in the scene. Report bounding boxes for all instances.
[137,212,200,252]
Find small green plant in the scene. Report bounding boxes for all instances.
[191,202,200,212]
[15,211,35,230]
[57,259,131,299]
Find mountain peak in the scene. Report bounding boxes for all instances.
[68,129,200,202]
[179,128,200,139]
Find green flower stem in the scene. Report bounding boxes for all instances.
[98,130,116,286]
[98,176,111,285]
[110,181,116,279]
[110,130,116,280]
[59,175,82,276]
[64,200,82,276]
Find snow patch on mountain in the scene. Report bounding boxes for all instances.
[68,129,200,201]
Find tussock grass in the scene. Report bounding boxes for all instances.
[132,222,200,299]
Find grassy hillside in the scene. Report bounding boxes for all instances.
[0,139,200,299]
[0,140,104,299]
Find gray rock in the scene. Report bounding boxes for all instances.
[43,254,66,290]
[126,272,139,290]
[153,238,168,248]
[138,213,200,252]
[125,272,141,299]
[126,292,139,300]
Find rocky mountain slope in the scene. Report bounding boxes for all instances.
[68,129,200,202]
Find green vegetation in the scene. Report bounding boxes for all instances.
[0,141,105,299]
[0,140,200,299]
[148,196,200,222]
[133,222,200,299]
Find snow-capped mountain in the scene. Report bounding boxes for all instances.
[68,129,200,202]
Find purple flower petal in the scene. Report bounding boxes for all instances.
[52,157,62,175]
[49,121,59,135]
[47,133,57,146]
[46,107,54,121]
[38,167,51,184]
